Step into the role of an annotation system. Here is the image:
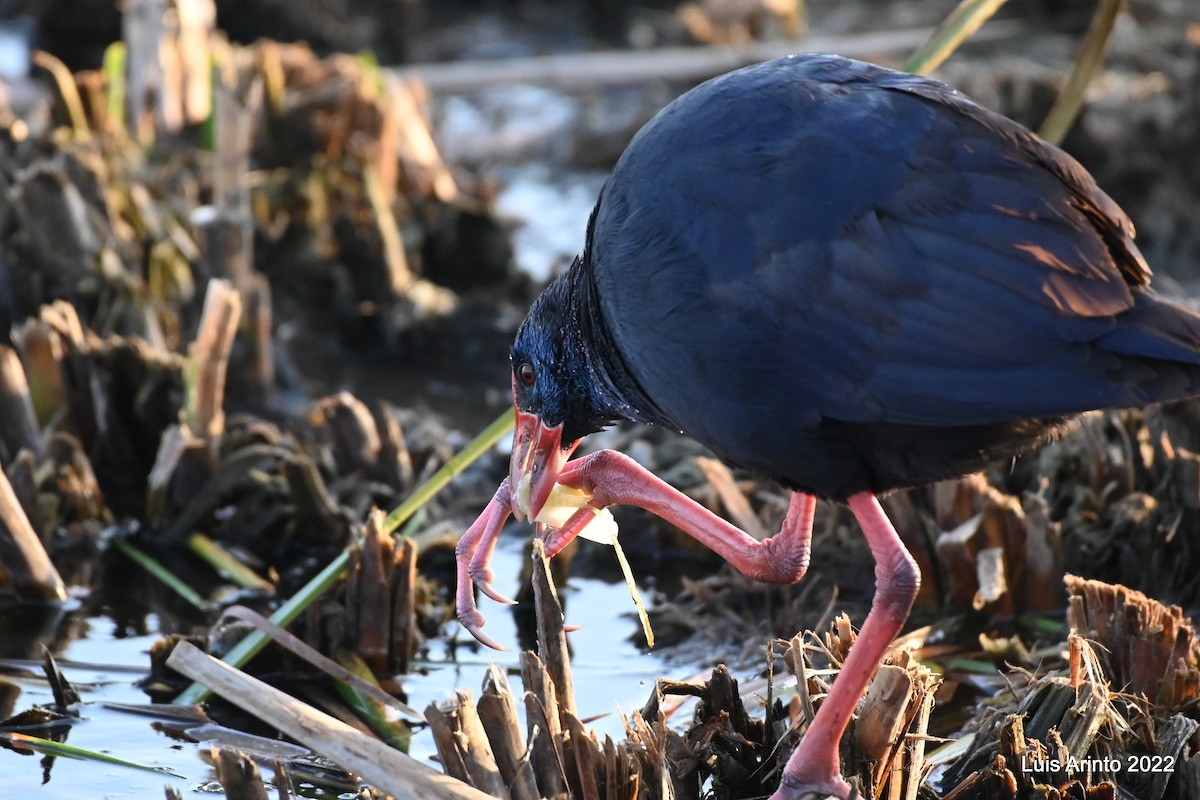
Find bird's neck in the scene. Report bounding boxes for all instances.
[568,258,671,430]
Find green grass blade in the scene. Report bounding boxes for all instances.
[333,650,412,752]
[113,539,206,610]
[3,732,186,778]
[904,0,1009,76]
[173,550,349,707]
[354,50,386,98]
[1038,0,1124,145]
[188,533,274,591]
[101,42,126,135]
[385,407,514,534]
[172,407,515,706]
[1018,613,1066,634]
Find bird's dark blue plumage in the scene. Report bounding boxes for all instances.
[466,54,1200,799]
[514,53,1200,500]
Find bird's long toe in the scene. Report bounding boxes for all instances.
[540,506,599,557]
[473,572,517,605]
[453,479,517,648]
[467,522,516,605]
[455,570,506,649]
[457,607,509,652]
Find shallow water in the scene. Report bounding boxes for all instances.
[495,165,609,282]
[0,535,678,798]
[405,535,678,750]
[2,620,202,799]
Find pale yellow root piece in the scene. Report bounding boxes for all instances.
[532,482,652,646]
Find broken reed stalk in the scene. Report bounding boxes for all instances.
[520,651,570,799]
[531,538,576,718]
[166,641,494,800]
[857,664,917,765]
[173,0,215,127]
[364,164,416,296]
[346,508,393,670]
[394,534,419,670]
[563,714,601,799]
[344,508,420,675]
[210,746,269,800]
[0,346,43,461]
[694,455,769,539]
[9,318,66,431]
[205,57,261,291]
[0,463,66,601]
[186,279,242,442]
[777,620,940,798]
[426,664,592,800]
[425,548,591,800]
[427,691,508,798]
[431,543,946,799]
[32,50,91,140]
[942,576,1200,797]
[201,49,274,396]
[216,605,423,723]
[122,0,166,142]
[477,665,540,800]
[1065,575,1200,710]
[906,683,936,800]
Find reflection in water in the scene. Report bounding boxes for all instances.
[0,604,67,661]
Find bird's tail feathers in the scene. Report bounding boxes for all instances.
[1101,292,1200,366]
[1096,292,1200,405]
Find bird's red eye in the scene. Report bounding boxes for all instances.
[518,362,536,386]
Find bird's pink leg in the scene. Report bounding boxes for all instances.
[552,451,919,800]
[454,478,514,651]
[771,492,920,800]
[459,450,918,798]
[550,450,814,583]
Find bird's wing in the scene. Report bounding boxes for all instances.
[588,56,1200,430]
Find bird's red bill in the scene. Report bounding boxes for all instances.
[509,410,578,521]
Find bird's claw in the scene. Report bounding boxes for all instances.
[455,479,515,649]
[457,608,510,652]
[475,576,517,605]
[469,542,517,605]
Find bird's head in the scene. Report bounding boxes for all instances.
[508,265,613,521]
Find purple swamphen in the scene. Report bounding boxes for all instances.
[455,54,1200,799]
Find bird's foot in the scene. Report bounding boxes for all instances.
[456,606,509,652]
[770,773,856,800]
[455,479,515,650]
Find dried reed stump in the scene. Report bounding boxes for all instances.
[944,576,1200,800]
